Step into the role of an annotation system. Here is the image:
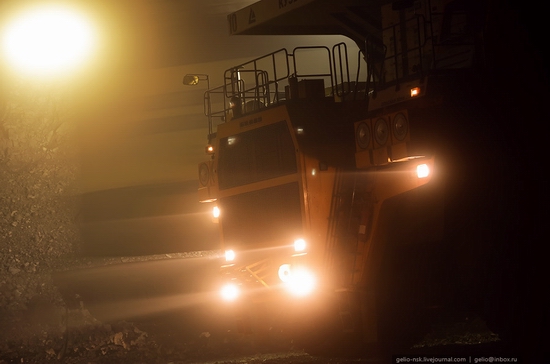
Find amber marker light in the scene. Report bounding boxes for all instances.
[411,87,421,97]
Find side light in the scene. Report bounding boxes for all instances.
[278,264,292,283]
[411,87,421,97]
[212,206,220,219]
[205,144,214,154]
[225,249,235,262]
[294,238,306,252]
[220,283,239,301]
[416,163,430,178]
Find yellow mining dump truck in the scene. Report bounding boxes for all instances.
[189,0,491,352]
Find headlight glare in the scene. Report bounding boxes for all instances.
[287,268,316,297]
[278,264,292,283]
[220,283,239,301]
[225,249,235,262]
[212,206,220,218]
[293,238,306,252]
[278,264,316,296]
[416,163,430,178]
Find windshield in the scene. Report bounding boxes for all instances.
[218,120,297,189]
[220,182,303,247]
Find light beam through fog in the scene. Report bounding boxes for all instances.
[1,4,97,76]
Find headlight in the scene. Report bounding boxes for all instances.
[225,249,235,262]
[220,283,239,301]
[286,268,316,297]
[212,206,220,218]
[278,264,316,297]
[293,238,306,252]
[416,163,430,178]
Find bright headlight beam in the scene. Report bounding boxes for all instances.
[416,163,430,178]
[2,5,97,75]
[220,284,239,301]
[278,264,316,296]
[225,249,235,262]
[278,264,292,282]
[287,268,316,297]
[293,239,306,252]
[212,206,220,219]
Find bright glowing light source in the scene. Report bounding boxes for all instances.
[2,5,97,76]
[416,163,430,178]
[225,249,235,262]
[278,264,316,296]
[212,206,220,219]
[286,268,316,297]
[294,239,307,252]
[278,264,292,282]
[220,283,239,301]
[411,87,421,97]
[205,145,214,154]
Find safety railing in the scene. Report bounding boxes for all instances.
[366,14,433,93]
[204,44,362,128]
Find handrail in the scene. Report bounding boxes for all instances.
[203,43,366,128]
[332,42,351,98]
[199,4,481,137]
